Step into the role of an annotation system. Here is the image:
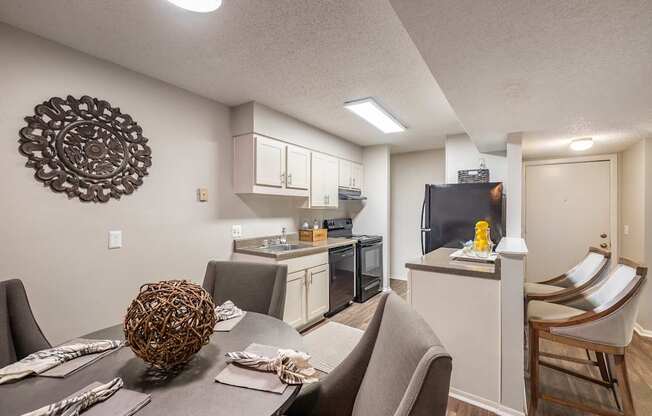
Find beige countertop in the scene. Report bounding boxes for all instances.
[405,247,501,280]
[233,234,355,260]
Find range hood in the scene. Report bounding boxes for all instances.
[338,188,367,201]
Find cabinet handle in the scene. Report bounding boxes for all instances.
[288,173,292,185]
[324,194,329,205]
[349,177,352,187]
[353,177,355,187]
[280,173,285,185]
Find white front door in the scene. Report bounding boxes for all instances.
[525,160,612,282]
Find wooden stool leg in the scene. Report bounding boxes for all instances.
[528,325,540,415]
[614,352,636,416]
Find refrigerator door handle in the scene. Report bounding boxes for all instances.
[420,194,428,254]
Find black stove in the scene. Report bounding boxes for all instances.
[324,218,383,303]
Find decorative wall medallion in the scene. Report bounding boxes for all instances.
[18,95,152,202]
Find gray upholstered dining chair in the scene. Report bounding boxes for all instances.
[525,246,611,303]
[287,293,452,416]
[0,279,50,367]
[202,261,287,320]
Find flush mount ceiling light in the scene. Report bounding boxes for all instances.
[344,98,405,133]
[570,138,594,151]
[166,0,222,12]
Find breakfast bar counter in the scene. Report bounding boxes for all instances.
[404,247,500,279]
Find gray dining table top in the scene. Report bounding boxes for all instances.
[0,312,304,416]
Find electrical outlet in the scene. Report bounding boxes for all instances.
[232,224,242,238]
[108,230,122,249]
[624,225,630,236]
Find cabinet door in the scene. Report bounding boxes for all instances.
[306,264,330,322]
[255,136,285,188]
[351,162,363,191]
[324,156,339,207]
[286,145,310,190]
[339,160,352,188]
[284,271,307,328]
[310,152,327,206]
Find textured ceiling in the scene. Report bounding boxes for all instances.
[0,0,464,153]
[522,131,645,161]
[390,0,652,153]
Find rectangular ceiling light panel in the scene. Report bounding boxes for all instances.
[344,98,405,133]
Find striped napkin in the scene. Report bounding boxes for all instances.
[215,300,244,321]
[0,340,124,384]
[225,348,318,385]
[21,377,123,416]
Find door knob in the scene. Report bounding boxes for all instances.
[600,233,607,238]
[600,243,608,249]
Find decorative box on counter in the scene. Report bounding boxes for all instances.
[299,228,327,242]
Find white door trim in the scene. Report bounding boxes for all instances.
[523,153,619,263]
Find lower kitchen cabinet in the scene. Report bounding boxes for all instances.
[306,264,329,322]
[284,270,307,328]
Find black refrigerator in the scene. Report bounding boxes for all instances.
[420,182,505,255]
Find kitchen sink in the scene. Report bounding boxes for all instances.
[260,243,306,252]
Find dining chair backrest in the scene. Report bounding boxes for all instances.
[0,279,50,367]
[554,259,647,347]
[202,261,287,320]
[351,293,451,416]
[564,249,609,287]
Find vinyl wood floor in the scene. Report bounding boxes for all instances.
[310,279,652,416]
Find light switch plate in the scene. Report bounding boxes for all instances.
[197,188,208,202]
[232,224,242,238]
[108,230,122,249]
[624,225,630,236]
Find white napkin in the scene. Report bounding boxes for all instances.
[215,300,244,321]
[0,340,124,384]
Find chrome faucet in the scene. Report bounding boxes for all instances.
[280,227,287,244]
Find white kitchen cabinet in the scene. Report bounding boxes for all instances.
[310,152,339,208]
[285,144,310,190]
[306,264,330,321]
[255,136,285,187]
[230,251,330,330]
[284,270,307,328]
[338,159,364,191]
[233,134,310,197]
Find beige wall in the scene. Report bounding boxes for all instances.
[618,138,652,334]
[390,149,445,279]
[620,140,646,262]
[354,145,391,288]
[0,24,357,343]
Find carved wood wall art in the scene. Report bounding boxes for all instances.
[18,95,152,202]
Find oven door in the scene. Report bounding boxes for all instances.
[357,242,383,301]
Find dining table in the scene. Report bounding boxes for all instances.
[0,312,304,416]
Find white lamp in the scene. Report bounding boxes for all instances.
[570,138,594,151]
[166,0,222,12]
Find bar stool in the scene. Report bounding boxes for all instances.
[526,246,611,303]
[527,258,647,416]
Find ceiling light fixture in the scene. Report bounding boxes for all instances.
[344,98,405,134]
[166,0,222,13]
[570,138,594,151]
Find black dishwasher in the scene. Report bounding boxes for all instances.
[326,244,355,316]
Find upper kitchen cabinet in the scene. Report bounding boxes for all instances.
[310,152,339,208]
[233,134,310,197]
[285,144,310,190]
[338,160,364,191]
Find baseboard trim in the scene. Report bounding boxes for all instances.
[634,323,652,338]
[449,388,525,416]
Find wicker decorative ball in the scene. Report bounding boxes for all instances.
[124,280,216,369]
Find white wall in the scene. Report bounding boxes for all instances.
[445,134,507,186]
[354,145,391,289]
[231,101,363,163]
[0,24,355,343]
[390,150,445,279]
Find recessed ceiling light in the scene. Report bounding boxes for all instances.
[570,138,594,151]
[344,98,405,134]
[166,0,222,13]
